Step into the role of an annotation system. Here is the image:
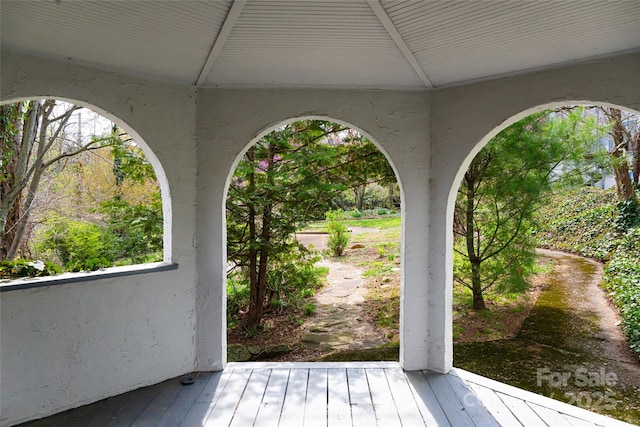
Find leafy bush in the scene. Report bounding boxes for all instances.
[38,220,117,271]
[376,208,389,215]
[226,245,327,325]
[326,209,350,256]
[227,273,250,326]
[0,259,62,279]
[603,258,640,357]
[614,200,640,231]
[303,302,317,316]
[100,194,163,263]
[349,209,363,218]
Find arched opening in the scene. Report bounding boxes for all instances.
[449,101,640,423]
[0,97,173,275]
[223,117,404,362]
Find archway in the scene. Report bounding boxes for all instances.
[223,116,404,362]
[0,97,173,267]
[448,101,640,422]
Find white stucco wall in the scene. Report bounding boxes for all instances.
[195,88,432,371]
[428,54,640,374]
[1,49,638,426]
[1,52,199,426]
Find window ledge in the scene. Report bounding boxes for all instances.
[0,262,178,292]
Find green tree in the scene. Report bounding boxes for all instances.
[227,120,395,328]
[454,108,600,310]
[0,100,121,261]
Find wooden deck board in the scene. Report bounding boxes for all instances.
[443,371,500,427]
[426,370,476,427]
[253,369,288,427]
[204,369,251,426]
[278,368,308,426]
[327,368,351,427]
[347,368,376,426]
[229,369,270,427]
[155,373,210,427]
[497,392,547,427]
[303,368,328,427]
[384,367,425,426]
[180,370,231,426]
[129,378,183,426]
[365,369,402,427]
[465,382,523,427]
[405,370,452,426]
[14,364,636,427]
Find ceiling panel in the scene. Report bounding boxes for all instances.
[204,1,424,88]
[1,0,232,84]
[382,0,640,86]
[1,0,638,89]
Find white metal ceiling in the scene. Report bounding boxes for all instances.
[1,0,639,89]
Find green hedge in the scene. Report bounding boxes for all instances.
[603,258,640,356]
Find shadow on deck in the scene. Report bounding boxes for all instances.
[16,362,633,427]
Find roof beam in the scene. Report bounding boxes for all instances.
[195,0,245,86]
[367,0,433,89]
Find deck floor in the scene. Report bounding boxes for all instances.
[17,362,633,427]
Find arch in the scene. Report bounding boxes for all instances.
[222,114,406,360]
[0,96,173,263]
[445,99,640,355]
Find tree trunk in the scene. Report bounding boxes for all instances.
[471,261,486,311]
[632,130,640,187]
[245,143,275,329]
[246,147,260,328]
[464,175,486,311]
[354,184,366,211]
[608,108,637,203]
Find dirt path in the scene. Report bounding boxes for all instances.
[534,249,640,375]
[455,249,640,423]
[299,258,387,352]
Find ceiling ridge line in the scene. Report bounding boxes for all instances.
[195,0,246,86]
[366,0,434,89]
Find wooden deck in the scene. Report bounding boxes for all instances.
[17,362,633,427]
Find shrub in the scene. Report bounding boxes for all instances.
[100,194,163,263]
[326,209,350,256]
[227,273,250,326]
[226,245,327,325]
[603,258,640,358]
[303,302,317,316]
[38,220,117,271]
[0,259,62,279]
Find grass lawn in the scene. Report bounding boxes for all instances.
[302,214,401,233]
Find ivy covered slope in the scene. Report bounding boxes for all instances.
[536,187,640,357]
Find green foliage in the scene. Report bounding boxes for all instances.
[226,120,396,327]
[349,209,363,218]
[110,133,156,185]
[326,209,350,256]
[0,259,61,279]
[603,259,640,357]
[303,303,317,316]
[226,273,250,327]
[226,246,327,325]
[536,187,639,261]
[38,220,117,271]
[614,200,640,231]
[99,193,163,263]
[454,109,599,309]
